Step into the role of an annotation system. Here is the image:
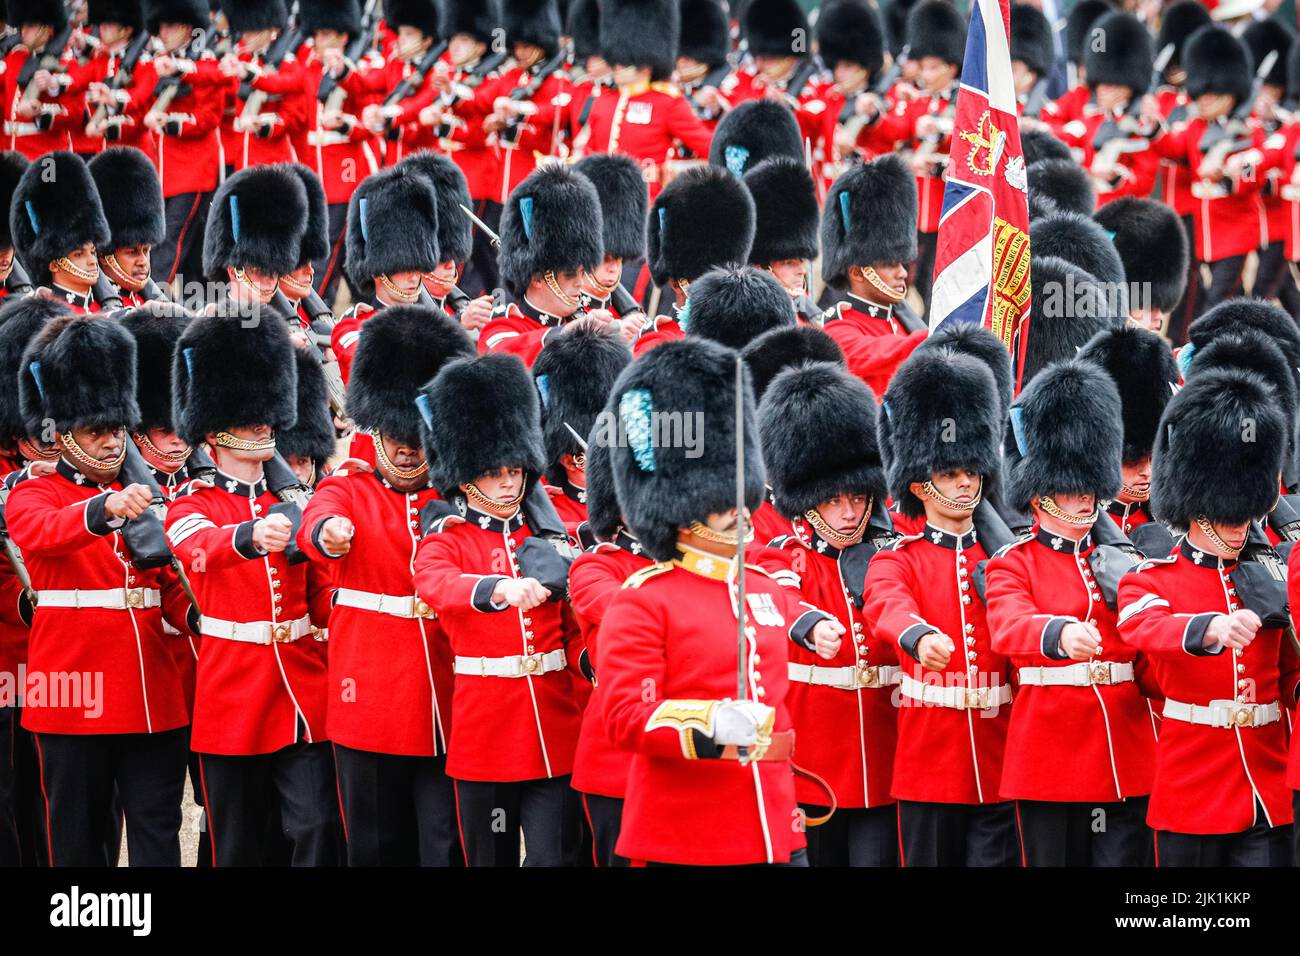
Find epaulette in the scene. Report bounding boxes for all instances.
[1133,555,1178,573]
[649,82,681,98]
[888,533,924,551]
[622,563,673,588]
[992,535,1034,560]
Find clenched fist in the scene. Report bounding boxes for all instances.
[492,577,551,610]
[252,513,295,554]
[105,484,154,520]
[811,618,846,660]
[319,516,354,556]
[917,632,954,672]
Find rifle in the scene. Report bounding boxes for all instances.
[88,28,152,130]
[1193,49,1278,199]
[149,31,210,120]
[384,39,448,108]
[318,0,380,112]
[0,475,34,608]
[0,31,22,57]
[272,290,346,415]
[237,24,303,130]
[16,20,75,118]
[430,49,509,122]
[1091,43,1174,166]
[496,43,573,148]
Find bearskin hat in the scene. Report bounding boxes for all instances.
[10,152,111,278]
[276,163,329,268]
[275,346,336,466]
[1020,255,1123,388]
[503,0,562,54]
[532,324,630,479]
[1011,2,1055,78]
[1151,368,1285,528]
[573,153,649,262]
[0,294,70,443]
[708,99,804,176]
[742,0,807,59]
[647,164,755,285]
[1066,0,1109,65]
[881,347,1002,519]
[144,0,207,31]
[1187,299,1300,374]
[607,337,765,561]
[1183,25,1252,103]
[1027,158,1096,218]
[581,415,621,541]
[920,322,1014,419]
[87,0,144,29]
[816,0,885,76]
[396,151,475,265]
[1243,17,1291,89]
[203,164,307,281]
[760,360,885,518]
[0,152,28,251]
[1030,211,1128,306]
[498,163,603,298]
[420,353,546,495]
[822,154,917,289]
[5,0,68,27]
[601,0,678,79]
[568,0,599,61]
[220,0,287,33]
[88,148,165,252]
[117,305,191,432]
[1157,0,1213,79]
[440,0,497,41]
[387,0,440,36]
[1077,324,1178,464]
[1093,196,1187,314]
[1020,127,1072,166]
[743,155,819,265]
[1085,12,1153,94]
[347,305,474,445]
[906,0,965,68]
[684,265,796,349]
[741,324,844,401]
[678,0,730,67]
[172,312,297,446]
[1004,358,1122,512]
[300,0,361,35]
[1289,31,1300,104]
[345,166,440,294]
[20,314,139,435]
[883,0,917,57]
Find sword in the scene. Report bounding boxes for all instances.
[562,421,589,451]
[459,202,500,248]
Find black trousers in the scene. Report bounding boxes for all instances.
[460,199,502,298]
[801,803,899,867]
[334,745,460,867]
[1016,797,1153,866]
[153,191,213,288]
[1199,254,1248,318]
[1159,801,1292,867]
[313,201,351,308]
[580,792,627,867]
[1252,243,1300,321]
[33,727,188,867]
[197,742,343,867]
[453,775,575,867]
[913,231,938,316]
[898,799,1021,867]
[1166,214,1200,346]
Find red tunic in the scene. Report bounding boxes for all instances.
[2,44,82,158]
[543,482,586,540]
[219,50,304,171]
[294,49,382,205]
[130,54,226,197]
[821,297,926,401]
[858,86,956,233]
[473,66,572,203]
[478,300,566,367]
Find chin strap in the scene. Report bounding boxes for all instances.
[211,431,276,452]
[371,429,429,482]
[804,497,872,547]
[688,519,755,547]
[55,256,99,283]
[1038,495,1097,527]
[464,480,525,517]
[59,430,125,472]
[918,478,981,513]
[859,265,905,302]
[377,273,421,303]
[1194,515,1243,559]
[543,269,581,309]
[232,266,277,300]
[133,431,191,466]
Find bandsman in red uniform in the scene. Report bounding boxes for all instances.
[77,0,157,156]
[0,151,29,300]
[742,155,819,320]
[217,0,303,173]
[1093,197,1188,335]
[87,146,166,307]
[2,0,82,159]
[571,152,647,332]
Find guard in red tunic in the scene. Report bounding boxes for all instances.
[0,152,28,300]
[756,360,901,866]
[218,1,302,173]
[412,353,584,867]
[742,155,820,320]
[674,0,731,137]
[2,1,82,159]
[1119,368,1297,866]
[571,152,647,338]
[279,162,334,333]
[863,347,1018,866]
[986,359,1157,866]
[815,0,887,187]
[87,147,167,307]
[9,314,193,866]
[302,305,474,866]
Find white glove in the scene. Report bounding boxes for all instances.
[711,700,775,747]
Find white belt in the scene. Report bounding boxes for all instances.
[200,614,312,646]
[788,661,902,690]
[334,588,436,619]
[899,673,1012,711]
[453,648,567,678]
[308,129,351,147]
[4,122,41,136]
[1018,661,1134,687]
[36,587,161,610]
[1162,697,1281,729]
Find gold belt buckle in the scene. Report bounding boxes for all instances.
[272,623,292,643]
[412,598,435,619]
[1089,663,1112,685]
[964,686,989,710]
[125,587,144,609]
[520,653,542,675]
[1231,705,1255,727]
[856,663,880,688]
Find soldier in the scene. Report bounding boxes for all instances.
[675,0,730,129]
[1009,2,1055,119]
[10,150,110,312]
[8,313,193,866]
[756,360,902,867]
[707,97,803,178]
[571,152,647,327]
[301,306,474,866]
[218,0,302,172]
[354,0,442,163]
[2,0,80,159]
[276,346,337,489]
[863,347,1018,867]
[1241,18,1293,313]
[742,155,819,317]
[985,358,1157,866]
[1093,196,1188,334]
[279,162,333,332]
[0,151,28,300]
[817,0,886,183]
[819,154,926,399]
[87,146,166,307]
[565,0,609,144]
[1120,368,1297,866]
[78,0,156,155]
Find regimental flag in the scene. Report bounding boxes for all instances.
[929,0,1032,391]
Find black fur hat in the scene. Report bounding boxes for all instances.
[345,166,440,293]
[1085,12,1152,94]
[1065,0,1109,65]
[684,265,795,349]
[5,0,68,27]
[678,0,730,67]
[10,152,111,278]
[1151,368,1285,528]
[220,0,287,32]
[761,360,885,518]
[1004,358,1122,512]
[1020,255,1123,388]
[498,163,603,298]
[743,155,819,265]
[387,0,441,36]
[420,353,547,495]
[607,337,765,561]
[1243,17,1291,89]
[816,0,884,75]
[906,0,965,68]
[741,324,844,401]
[276,346,336,466]
[1187,299,1300,373]
[172,312,297,445]
[300,0,361,34]
[883,0,917,57]
[1020,127,1072,166]
[647,164,755,284]
[573,153,649,262]
[1077,324,1178,464]
[581,416,621,540]
[1027,158,1096,218]
[144,0,208,30]
[439,0,498,42]
[708,99,804,176]
[920,322,1014,419]
[601,0,679,80]
[1094,197,1187,314]
[203,164,307,280]
[822,153,917,289]
[285,163,330,267]
[88,147,165,251]
[532,324,630,478]
[1157,0,1212,78]
[0,295,70,442]
[1183,25,1252,103]
[1011,2,1055,78]
[569,0,600,65]
[503,0,562,54]
[20,314,139,434]
[396,151,475,265]
[87,0,144,29]
[0,152,28,251]
[1030,211,1127,305]
[117,306,191,432]
[348,305,474,445]
[881,347,1002,519]
[742,0,807,58]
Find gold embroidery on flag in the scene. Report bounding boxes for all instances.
[959,111,1006,178]
[991,216,1031,347]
